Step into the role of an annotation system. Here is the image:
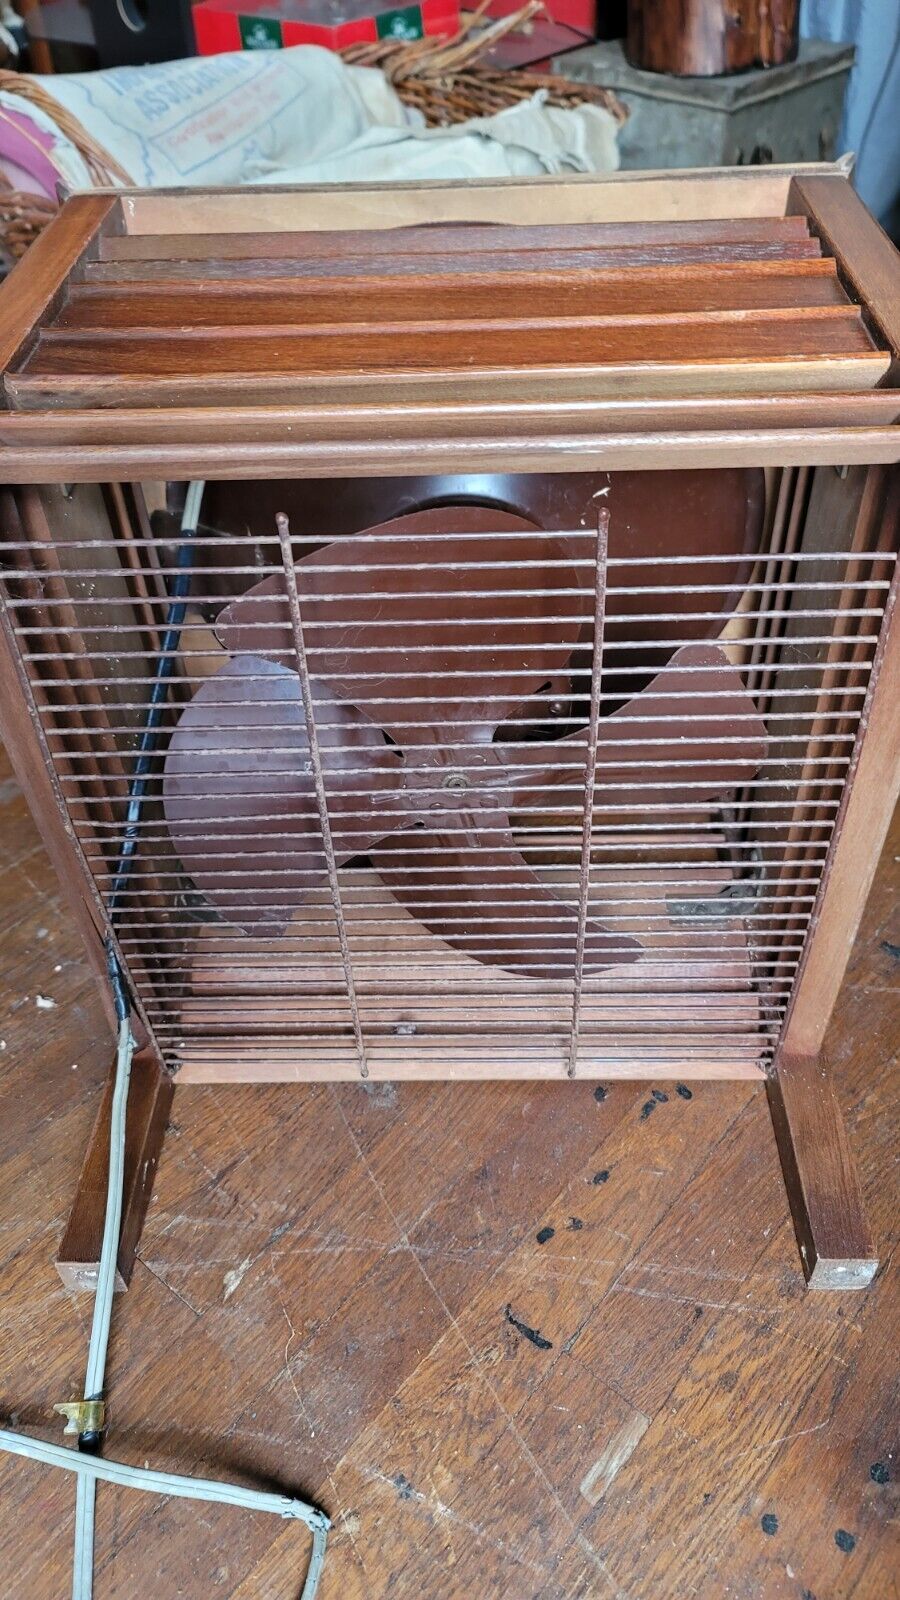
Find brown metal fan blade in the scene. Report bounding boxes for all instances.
[174,470,764,679]
[215,507,592,746]
[163,655,402,935]
[502,643,767,815]
[372,814,640,978]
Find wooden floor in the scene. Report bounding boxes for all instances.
[0,737,897,1600]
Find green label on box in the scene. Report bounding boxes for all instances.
[375,5,424,40]
[239,15,284,49]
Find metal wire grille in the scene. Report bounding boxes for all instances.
[0,477,894,1080]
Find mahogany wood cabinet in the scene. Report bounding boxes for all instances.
[0,164,897,1295]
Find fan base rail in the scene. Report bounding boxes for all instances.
[56,1041,877,1296]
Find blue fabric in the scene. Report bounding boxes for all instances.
[802,0,900,235]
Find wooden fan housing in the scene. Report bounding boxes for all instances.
[0,164,896,1293]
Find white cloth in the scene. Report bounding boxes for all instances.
[0,44,618,191]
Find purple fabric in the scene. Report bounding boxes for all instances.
[0,104,59,197]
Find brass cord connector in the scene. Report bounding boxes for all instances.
[53,1402,105,1439]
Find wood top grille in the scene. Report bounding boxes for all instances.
[5,211,890,412]
[0,167,897,476]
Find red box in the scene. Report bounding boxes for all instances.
[193,0,460,54]
[484,16,595,73]
[485,0,596,37]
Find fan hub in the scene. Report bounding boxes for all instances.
[400,745,507,814]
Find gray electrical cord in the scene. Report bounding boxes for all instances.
[0,1428,332,1534]
[71,1006,133,1600]
[73,478,209,1600]
[2,1000,329,1600]
[0,480,330,1598]
[0,1414,330,1600]
[0,1003,330,1600]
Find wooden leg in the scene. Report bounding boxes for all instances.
[56,1047,173,1293]
[768,1048,878,1291]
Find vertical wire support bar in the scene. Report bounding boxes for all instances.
[568,510,609,1079]
[276,513,369,1079]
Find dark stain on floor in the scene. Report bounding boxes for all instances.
[504,1305,553,1351]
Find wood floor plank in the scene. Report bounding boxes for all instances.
[578,1288,852,1594]
[710,1266,897,1600]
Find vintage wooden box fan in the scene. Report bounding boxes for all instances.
[0,164,897,1294]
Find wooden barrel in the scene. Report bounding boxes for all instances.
[626,0,799,76]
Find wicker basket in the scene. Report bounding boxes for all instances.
[0,175,57,261]
[0,11,624,262]
[342,3,626,127]
[0,66,130,261]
